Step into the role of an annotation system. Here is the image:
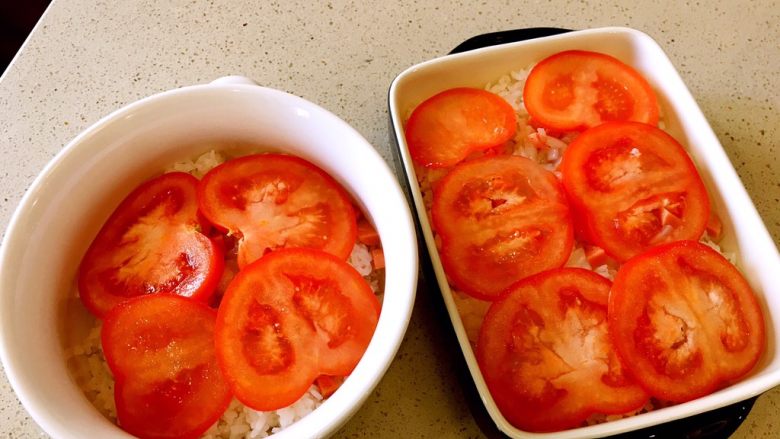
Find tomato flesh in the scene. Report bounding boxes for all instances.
[405,87,517,168]
[315,375,345,399]
[562,122,710,261]
[477,268,648,432]
[524,50,659,130]
[215,248,380,411]
[198,154,357,268]
[102,295,231,439]
[357,218,380,246]
[432,155,573,299]
[609,241,765,402]
[79,172,223,318]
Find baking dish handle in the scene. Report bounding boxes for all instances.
[449,27,572,54]
[209,75,259,86]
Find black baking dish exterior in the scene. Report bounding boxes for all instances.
[387,27,780,438]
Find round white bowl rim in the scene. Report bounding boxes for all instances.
[0,77,419,438]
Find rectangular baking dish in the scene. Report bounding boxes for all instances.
[388,26,780,438]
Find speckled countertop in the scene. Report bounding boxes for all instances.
[0,0,778,438]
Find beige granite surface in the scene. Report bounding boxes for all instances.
[0,0,778,437]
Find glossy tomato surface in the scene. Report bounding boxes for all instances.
[78,172,223,318]
[562,122,710,262]
[523,50,658,130]
[198,154,356,268]
[215,248,380,411]
[102,294,231,439]
[609,241,765,402]
[432,155,573,299]
[405,87,516,168]
[478,268,648,432]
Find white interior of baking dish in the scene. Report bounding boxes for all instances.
[389,26,780,438]
[0,80,418,439]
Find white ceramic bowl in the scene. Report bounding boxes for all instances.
[389,27,780,438]
[0,76,418,439]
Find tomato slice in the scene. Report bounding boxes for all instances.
[215,248,380,411]
[561,122,710,262]
[432,155,573,299]
[477,268,648,432]
[523,50,659,130]
[609,240,765,403]
[198,154,357,268]
[405,87,517,168]
[102,294,231,439]
[78,172,223,318]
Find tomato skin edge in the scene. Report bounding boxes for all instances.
[405,87,517,168]
[477,268,648,431]
[214,248,380,411]
[78,172,223,318]
[608,240,765,403]
[560,122,711,262]
[102,294,231,439]
[523,50,659,131]
[431,155,575,300]
[112,380,230,439]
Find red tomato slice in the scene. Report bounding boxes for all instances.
[432,155,573,299]
[215,248,380,411]
[102,294,231,439]
[78,172,223,318]
[524,50,659,130]
[477,268,648,432]
[405,87,517,168]
[561,122,710,262]
[609,240,765,403]
[198,154,357,268]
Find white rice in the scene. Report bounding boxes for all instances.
[700,232,736,264]
[484,68,577,172]
[564,246,590,270]
[564,244,619,281]
[348,242,373,276]
[71,150,386,438]
[67,322,116,420]
[167,149,226,179]
[201,389,323,439]
[349,242,384,299]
